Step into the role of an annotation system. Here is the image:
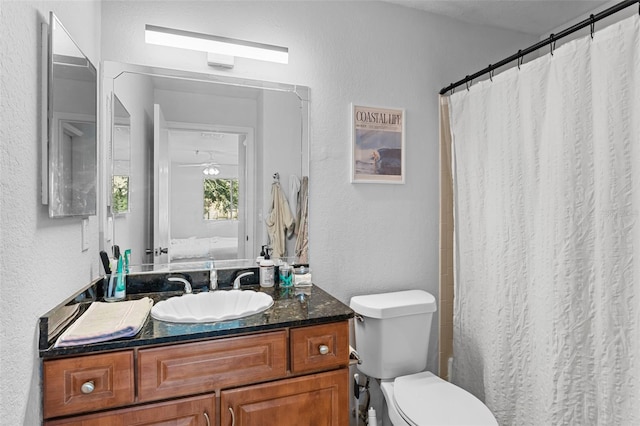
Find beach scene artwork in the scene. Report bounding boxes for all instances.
[352,105,405,183]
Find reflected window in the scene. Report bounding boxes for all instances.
[204,178,238,220]
[112,175,129,214]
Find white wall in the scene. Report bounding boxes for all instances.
[0,1,538,424]
[0,2,101,424]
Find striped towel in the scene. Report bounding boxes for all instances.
[55,297,153,347]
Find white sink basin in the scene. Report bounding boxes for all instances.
[151,290,273,323]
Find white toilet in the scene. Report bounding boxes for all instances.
[350,290,498,426]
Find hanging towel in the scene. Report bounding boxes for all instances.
[295,176,309,263]
[266,182,295,259]
[289,174,301,233]
[55,297,153,347]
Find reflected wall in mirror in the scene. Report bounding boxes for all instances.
[45,12,97,217]
[103,62,309,267]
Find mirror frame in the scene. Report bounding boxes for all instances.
[100,61,310,264]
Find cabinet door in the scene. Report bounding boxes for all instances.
[44,394,215,426]
[221,368,349,426]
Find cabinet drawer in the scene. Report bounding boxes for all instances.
[138,330,287,402]
[290,321,349,374]
[44,394,215,425]
[42,351,134,419]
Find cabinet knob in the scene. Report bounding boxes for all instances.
[318,344,330,355]
[80,381,95,394]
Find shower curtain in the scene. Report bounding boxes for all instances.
[448,15,640,425]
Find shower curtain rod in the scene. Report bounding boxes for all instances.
[439,0,640,95]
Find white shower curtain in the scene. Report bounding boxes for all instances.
[448,15,640,425]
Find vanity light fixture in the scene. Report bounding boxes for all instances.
[145,24,288,68]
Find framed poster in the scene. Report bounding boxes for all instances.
[351,104,405,184]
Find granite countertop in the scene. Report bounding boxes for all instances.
[39,279,354,359]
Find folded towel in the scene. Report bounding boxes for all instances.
[47,304,80,341]
[55,297,153,348]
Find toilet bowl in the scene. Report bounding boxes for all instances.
[350,290,498,426]
[380,372,498,426]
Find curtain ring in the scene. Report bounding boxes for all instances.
[550,33,556,56]
[517,50,522,69]
[590,14,595,39]
[465,76,471,91]
[488,65,494,82]
[450,83,455,95]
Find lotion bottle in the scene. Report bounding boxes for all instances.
[256,245,266,264]
[259,248,275,287]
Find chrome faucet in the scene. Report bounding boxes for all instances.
[232,272,254,290]
[168,277,192,294]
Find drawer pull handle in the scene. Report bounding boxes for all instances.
[319,344,330,355]
[203,411,211,426]
[80,381,95,394]
[229,407,235,426]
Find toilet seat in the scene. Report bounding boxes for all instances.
[385,371,498,426]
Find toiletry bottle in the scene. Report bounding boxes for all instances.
[368,407,378,426]
[123,249,131,274]
[259,249,275,288]
[279,262,293,288]
[113,255,126,300]
[256,245,266,264]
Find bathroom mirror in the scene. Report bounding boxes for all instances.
[44,12,97,217]
[103,62,309,267]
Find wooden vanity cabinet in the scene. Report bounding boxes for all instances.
[43,321,350,426]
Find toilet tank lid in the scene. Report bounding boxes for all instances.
[350,290,436,319]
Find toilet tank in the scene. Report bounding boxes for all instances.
[350,290,437,380]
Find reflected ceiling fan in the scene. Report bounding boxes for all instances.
[175,150,234,176]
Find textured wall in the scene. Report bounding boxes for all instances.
[0,1,537,424]
[0,2,101,424]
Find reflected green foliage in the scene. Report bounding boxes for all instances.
[204,178,238,220]
[112,175,129,214]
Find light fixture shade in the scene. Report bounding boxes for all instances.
[145,24,288,64]
[203,166,220,176]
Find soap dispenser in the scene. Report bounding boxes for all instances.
[256,245,266,264]
[259,248,275,288]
